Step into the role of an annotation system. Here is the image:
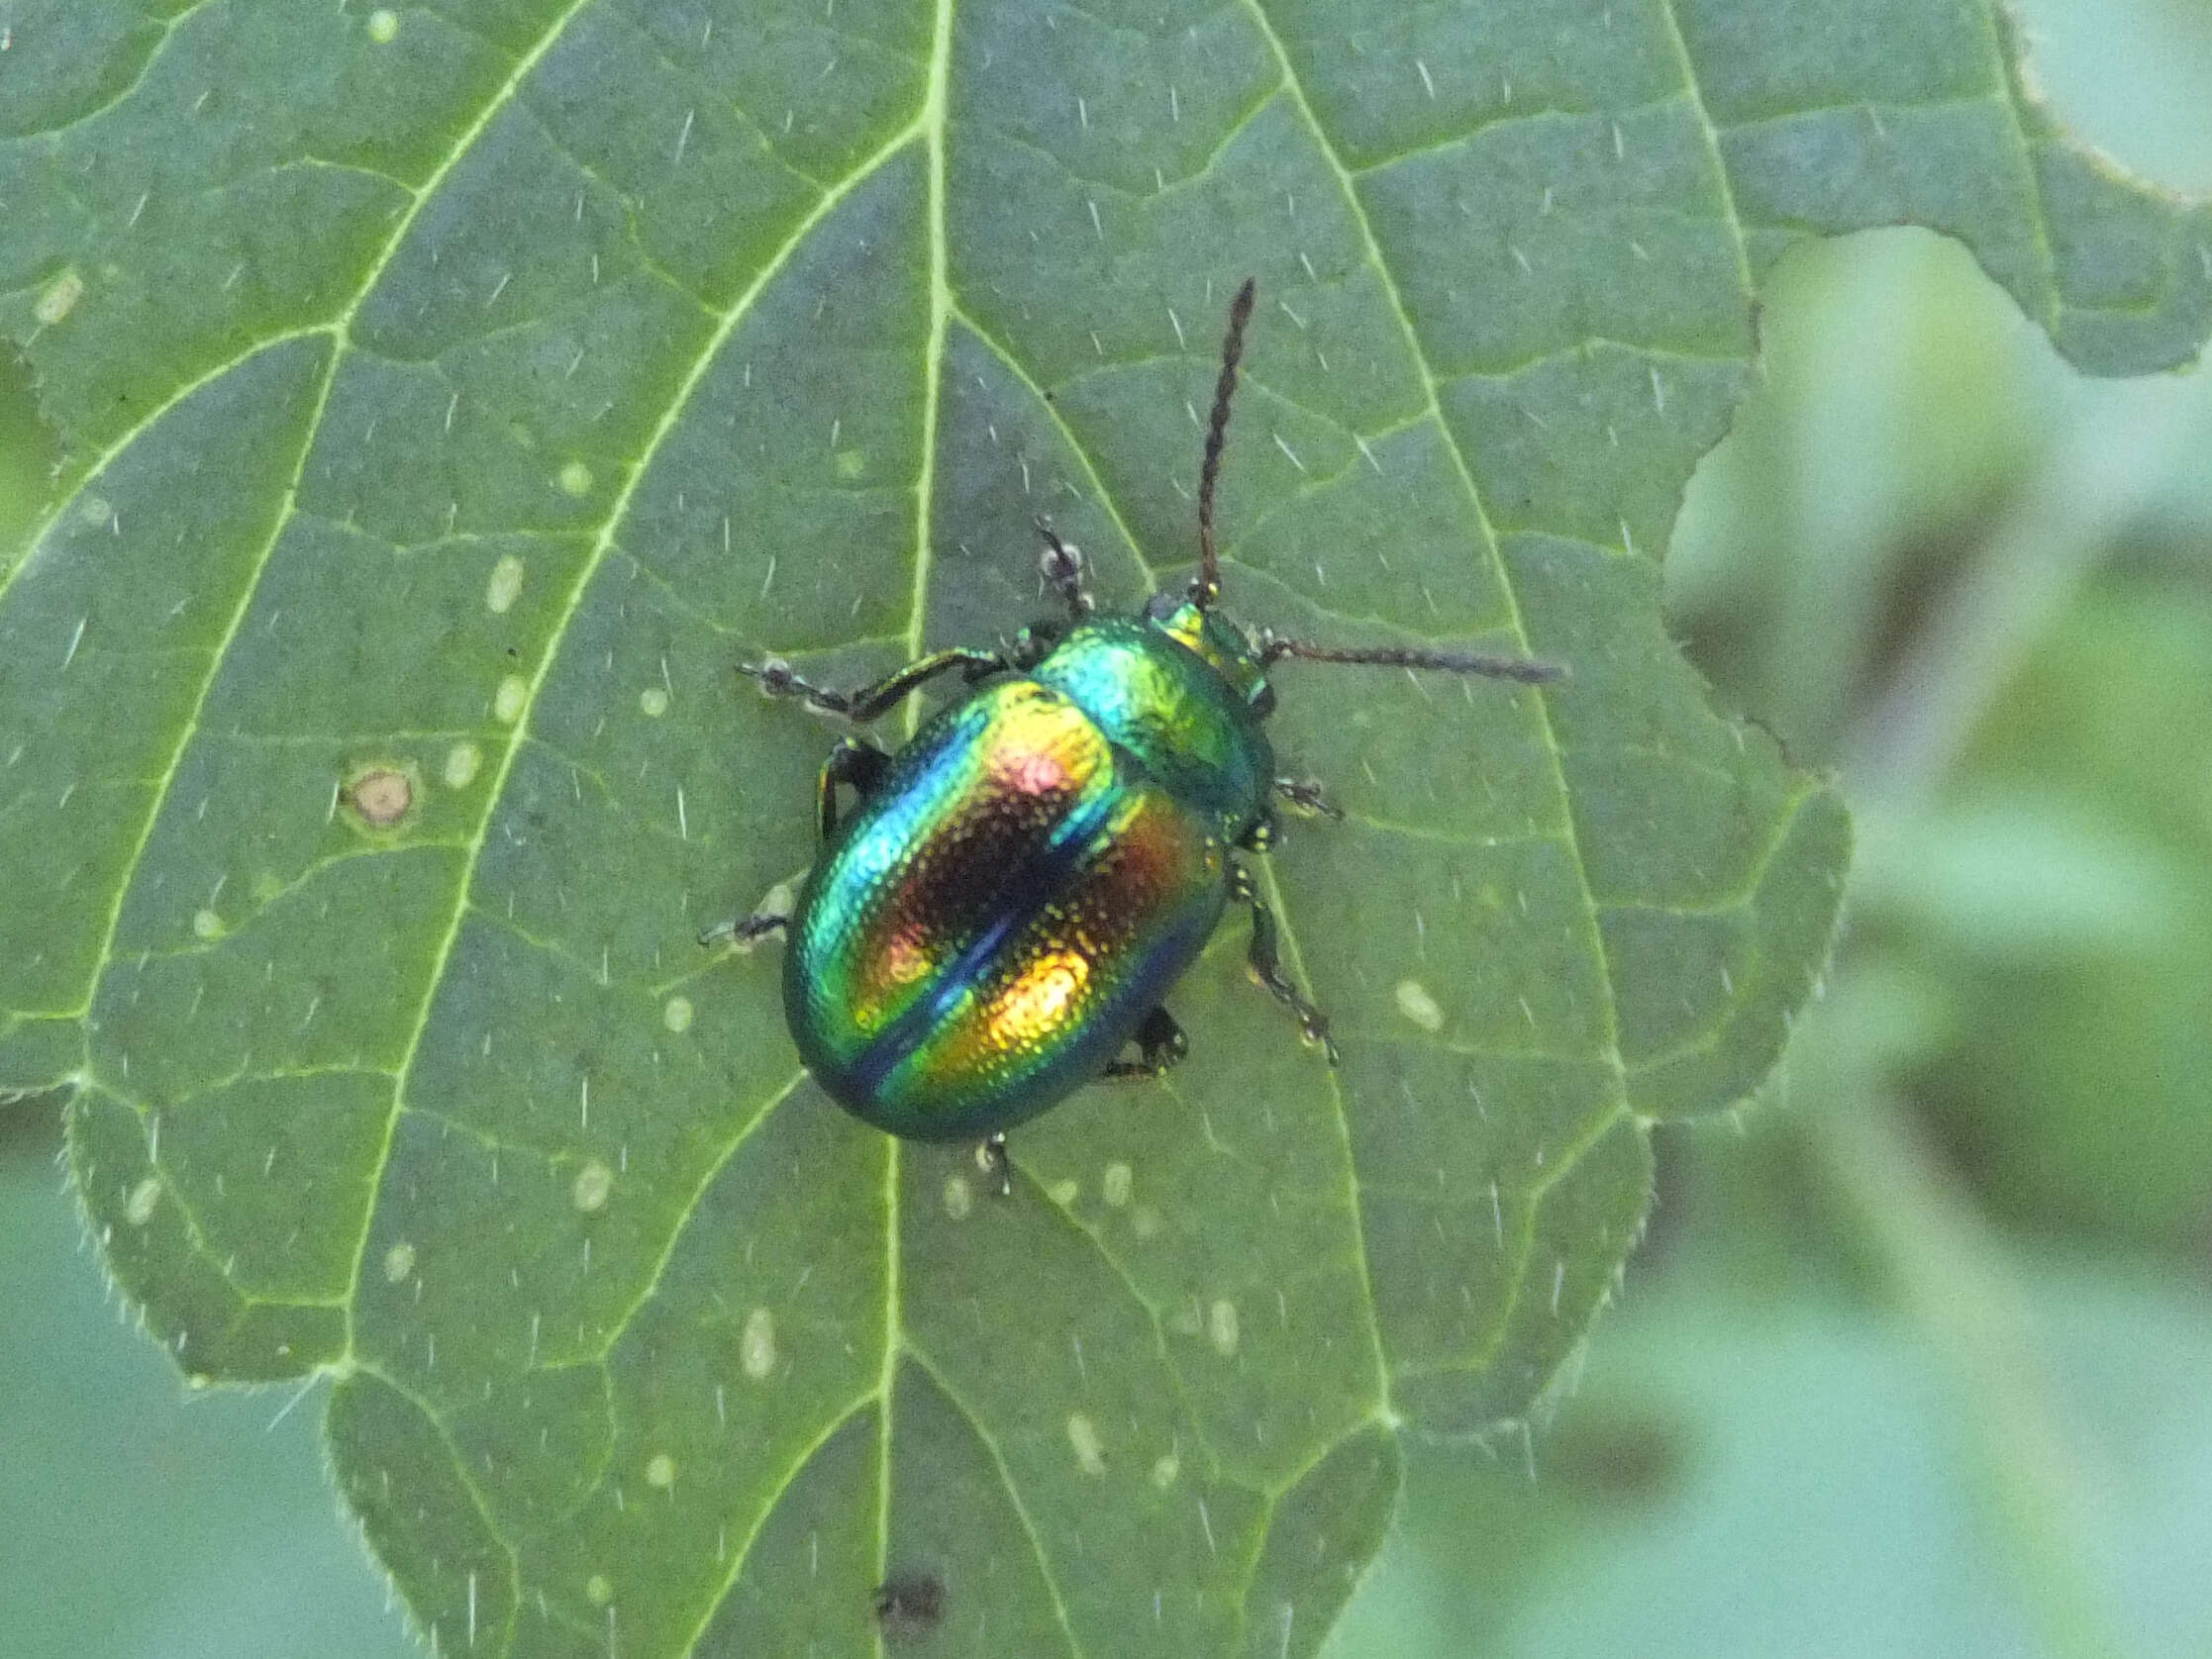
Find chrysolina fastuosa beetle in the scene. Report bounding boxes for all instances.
[712,280,1562,1188]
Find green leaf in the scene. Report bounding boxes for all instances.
[0,0,2199,1651]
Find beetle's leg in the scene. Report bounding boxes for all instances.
[1272,776,1344,821]
[1103,1006,1189,1079]
[1230,861,1340,1064]
[1033,518,1095,624]
[976,1132,1012,1199]
[741,648,1007,724]
[698,911,788,949]
[817,736,891,840]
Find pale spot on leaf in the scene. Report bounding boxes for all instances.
[36,270,83,326]
[742,1307,777,1379]
[1208,1298,1240,1357]
[1394,978,1445,1032]
[1065,1411,1106,1476]
[484,554,526,615]
[572,1160,613,1213]
[125,1176,160,1226]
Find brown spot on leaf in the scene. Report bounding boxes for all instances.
[347,766,414,829]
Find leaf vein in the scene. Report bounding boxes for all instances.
[948,305,1158,591]
[1239,0,1628,1088]
[1247,856,1394,1412]
[673,1391,882,1659]
[1641,0,1757,303]
[3,0,222,144]
[588,1068,808,1360]
[351,1360,525,1656]
[903,1342,1087,1659]
[1017,1156,1230,1482]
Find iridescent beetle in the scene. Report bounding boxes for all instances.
[715,280,1561,1186]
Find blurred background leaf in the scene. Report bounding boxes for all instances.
[0,1101,415,1659]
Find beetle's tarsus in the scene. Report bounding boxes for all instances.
[700,912,788,949]
[977,1132,1013,1198]
[1272,776,1343,821]
[1034,518,1095,623]
[739,656,857,716]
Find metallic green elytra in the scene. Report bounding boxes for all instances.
[715,280,1563,1163]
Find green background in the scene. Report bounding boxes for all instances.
[3,0,2209,1653]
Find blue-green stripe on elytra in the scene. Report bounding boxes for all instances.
[844,781,1123,1099]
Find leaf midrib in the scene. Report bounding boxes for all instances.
[872,0,955,1642]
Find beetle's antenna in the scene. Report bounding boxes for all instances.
[1257,634,1566,684]
[1194,276,1257,611]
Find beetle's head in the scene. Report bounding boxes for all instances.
[1144,591,1276,717]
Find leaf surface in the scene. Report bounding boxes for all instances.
[1,1,2201,1653]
